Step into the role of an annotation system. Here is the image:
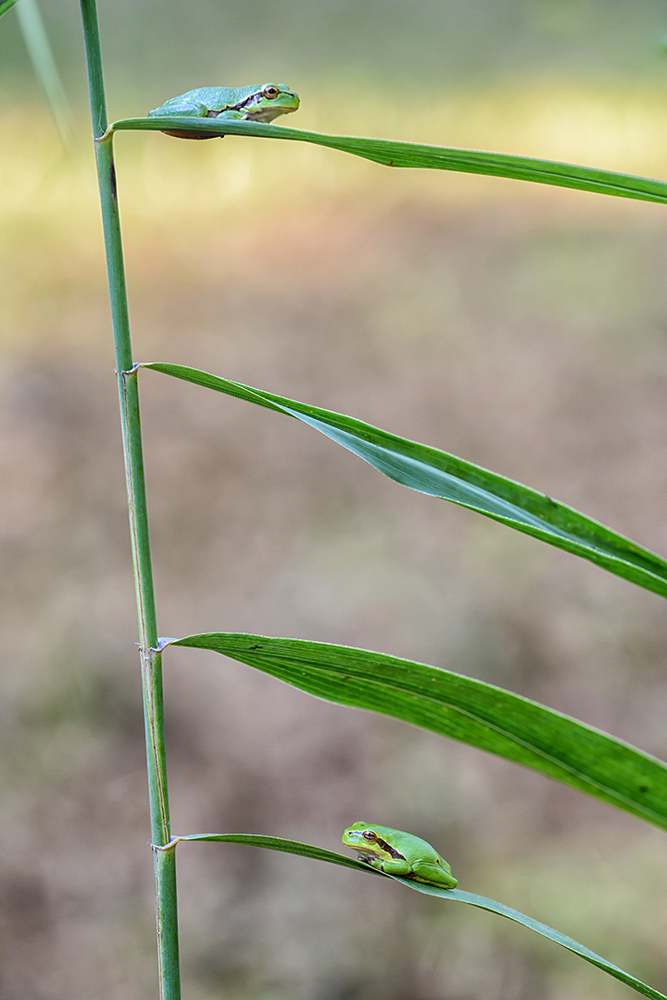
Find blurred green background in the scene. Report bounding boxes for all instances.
[2,1,667,998]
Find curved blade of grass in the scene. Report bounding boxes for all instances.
[142,363,667,599]
[0,0,18,17]
[15,0,74,147]
[401,883,665,1000]
[160,633,667,830]
[164,832,383,875]
[110,116,667,206]
[167,833,666,1000]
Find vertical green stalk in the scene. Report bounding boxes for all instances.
[79,1,181,996]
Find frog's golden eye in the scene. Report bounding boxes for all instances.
[262,85,280,99]
[362,830,377,843]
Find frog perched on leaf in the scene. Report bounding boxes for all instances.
[343,822,458,888]
[149,83,299,138]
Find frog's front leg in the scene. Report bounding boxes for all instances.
[208,108,246,120]
[368,857,413,876]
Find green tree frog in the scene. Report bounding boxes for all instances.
[343,822,457,888]
[148,83,299,138]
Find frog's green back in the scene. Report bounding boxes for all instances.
[169,85,261,107]
[151,85,256,112]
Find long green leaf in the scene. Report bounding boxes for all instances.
[165,833,667,1000]
[160,633,667,830]
[110,116,667,205]
[142,363,667,599]
[0,0,18,18]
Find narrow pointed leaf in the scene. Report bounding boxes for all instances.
[143,363,667,599]
[399,883,666,1000]
[160,633,667,830]
[110,116,667,206]
[0,0,18,17]
[168,833,667,1000]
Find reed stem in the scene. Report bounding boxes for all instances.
[79,2,181,995]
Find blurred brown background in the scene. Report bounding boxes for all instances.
[2,2,667,998]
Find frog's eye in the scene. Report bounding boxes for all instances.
[362,830,377,843]
[262,85,280,99]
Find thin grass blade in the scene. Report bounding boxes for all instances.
[169,833,666,1000]
[110,116,667,205]
[15,0,74,146]
[402,882,666,1000]
[143,363,667,599]
[167,832,382,875]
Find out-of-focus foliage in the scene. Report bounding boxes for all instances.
[0,0,18,21]
[1,0,667,105]
[12,0,73,146]
[2,89,667,997]
[3,0,667,994]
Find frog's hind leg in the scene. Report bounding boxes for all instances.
[152,100,220,139]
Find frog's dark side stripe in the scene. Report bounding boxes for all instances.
[375,836,406,861]
[206,92,262,118]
